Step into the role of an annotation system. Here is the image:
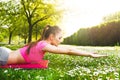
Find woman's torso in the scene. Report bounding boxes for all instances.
[7,49,26,64]
[7,41,47,64]
[20,41,47,63]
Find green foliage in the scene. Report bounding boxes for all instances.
[0,45,120,80]
[64,29,90,45]
[103,11,120,22]
[4,44,24,50]
[0,35,4,42]
[0,0,63,44]
[20,0,63,43]
[0,27,7,42]
[63,11,120,46]
[0,0,24,44]
[63,20,120,46]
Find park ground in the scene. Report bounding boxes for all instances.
[0,45,120,80]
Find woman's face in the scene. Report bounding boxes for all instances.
[52,32,63,46]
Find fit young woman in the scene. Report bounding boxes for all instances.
[0,25,107,66]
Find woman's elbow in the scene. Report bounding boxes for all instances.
[65,48,74,55]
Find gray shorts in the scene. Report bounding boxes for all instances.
[0,47,12,66]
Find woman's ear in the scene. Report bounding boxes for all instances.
[49,34,55,40]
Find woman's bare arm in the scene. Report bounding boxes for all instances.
[43,44,107,58]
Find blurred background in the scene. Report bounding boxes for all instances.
[0,0,120,46]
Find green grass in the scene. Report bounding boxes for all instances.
[0,45,120,80]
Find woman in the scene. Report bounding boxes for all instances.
[0,25,107,66]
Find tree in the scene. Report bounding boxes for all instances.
[0,27,6,42]
[0,0,21,44]
[17,21,28,44]
[103,11,120,22]
[21,0,62,43]
[0,0,62,44]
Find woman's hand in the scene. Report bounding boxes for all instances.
[90,53,107,58]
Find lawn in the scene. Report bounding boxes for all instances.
[0,45,120,80]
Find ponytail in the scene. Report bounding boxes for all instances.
[41,25,51,40]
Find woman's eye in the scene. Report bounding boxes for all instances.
[59,37,62,39]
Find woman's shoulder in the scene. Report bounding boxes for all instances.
[38,40,47,44]
[37,40,48,48]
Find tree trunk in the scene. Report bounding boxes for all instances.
[8,32,12,44]
[28,25,33,43]
[24,38,27,44]
[35,26,38,40]
[36,31,38,40]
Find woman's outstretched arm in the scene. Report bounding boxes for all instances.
[43,44,107,58]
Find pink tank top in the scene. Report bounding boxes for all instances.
[20,41,48,63]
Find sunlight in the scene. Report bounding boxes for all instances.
[57,0,120,37]
[0,0,9,2]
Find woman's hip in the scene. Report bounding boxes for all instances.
[0,47,12,66]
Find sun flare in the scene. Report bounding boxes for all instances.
[57,0,120,37]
